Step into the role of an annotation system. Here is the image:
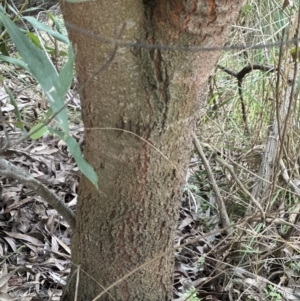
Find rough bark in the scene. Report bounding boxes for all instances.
[59,1,244,300]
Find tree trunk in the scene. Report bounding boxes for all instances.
[59,1,243,300]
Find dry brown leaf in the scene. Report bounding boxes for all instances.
[2,237,16,252]
[52,236,71,255]
[0,292,14,300]
[4,232,43,246]
[0,269,18,291]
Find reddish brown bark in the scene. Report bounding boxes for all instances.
[60,1,243,300]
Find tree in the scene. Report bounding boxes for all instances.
[59,1,244,300]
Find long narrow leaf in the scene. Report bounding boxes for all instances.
[58,45,74,96]
[48,13,65,35]
[29,123,49,139]
[0,11,69,134]
[0,55,28,70]
[4,86,26,132]
[50,129,98,189]
[23,16,69,44]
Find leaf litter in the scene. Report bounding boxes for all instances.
[0,124,80,300]
[2,5,300,301]
[2,71,300,301]
[0,70,230,301]
[0,63,81,300]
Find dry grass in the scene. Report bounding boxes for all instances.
[185,1,300,300]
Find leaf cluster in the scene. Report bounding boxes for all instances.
[0,6,98,188]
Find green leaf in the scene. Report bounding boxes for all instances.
[25,32,67,56]
[29,107,55,139]
[6,4,18,15]
[21,6,44,14]
[47,13,66,35]
[23,16,69,44]
[58,44,74,96]
[29,123,49,139]
[0,11,69,134]
[26,32,41,48]
[50,129,98,189]
[7,4,44,17]
[64,136,98,189]
[45,107,54,119]
[4,85,25,132]
[0,42,9,56]
[41,45,67,57]
[0,55,28,70]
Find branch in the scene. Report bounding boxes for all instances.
[217,64,275,135]
[213,154,265,221]
[279,159,300,241]
[0,158,76,229]
[192,133,231,232]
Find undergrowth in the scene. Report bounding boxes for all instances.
[1,1,300,301]
[188,0,300,300]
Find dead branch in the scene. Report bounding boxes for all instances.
[192,133,231,232]
[0,158,76,229]
[213,154,265,220]
[217,64,275,135]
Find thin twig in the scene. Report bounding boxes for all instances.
[74,265,80,301]
[213,154,265,221]
[217,64,275,135]
[270,11,300,208]
[192,133,231,232]
[88,127,177,170]
[0,158,76,229]
[279,159,300,241]
[0,103,9,151]
[65,21,300,53]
